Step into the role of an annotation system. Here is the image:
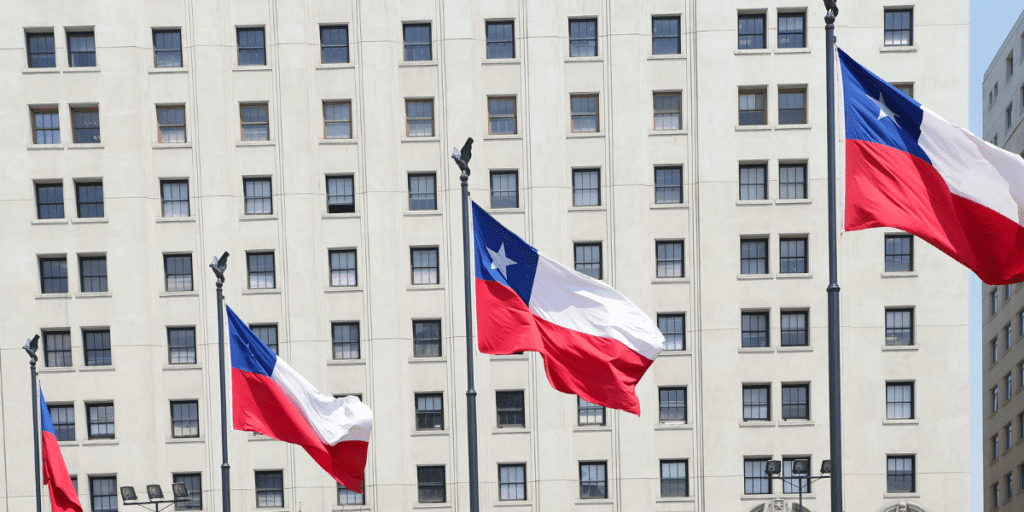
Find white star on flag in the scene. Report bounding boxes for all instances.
[868,92,898,122]
[487,243,517,279]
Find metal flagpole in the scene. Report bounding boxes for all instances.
[452,138,480,512]
[823,2,845,512]
[23,335,42,512]
[209,253,231,512]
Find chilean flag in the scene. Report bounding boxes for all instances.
[229,306,372,493]
[40,388,83,512]
[472,203,665,415]
[841,48,1024,284]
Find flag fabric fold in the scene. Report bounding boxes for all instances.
[40,388,83,512]
[472,202,665,415]
[228,306,372,493]
[840,47,1024,284]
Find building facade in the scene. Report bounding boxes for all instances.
[0,1,969,511]
[981,8,1024,512]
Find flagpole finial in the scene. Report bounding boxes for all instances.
[23,334,39,365]
[209,251,229,284]
[823,0,838,20]
[452,137,474,178]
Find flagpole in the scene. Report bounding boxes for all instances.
[209,253,231,512]
[452,138,481,512]
[23,335,42,512]
[823,2,845,512]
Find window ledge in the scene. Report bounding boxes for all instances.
[776,124,812,131]
[401,136,440,143]
[155,217,196,223]
[648,129,688,137]
[404,210,443,217]
[81,439,118,446]
[319,138,358,145]
[647,54,686,61]
[481,58,522,66]
[236,141,274,147]
[148,67,188,75]
[490,354,529,361]
[736,124,771,131]
[315,63,355,70]
[482,134,523,141]
[26,144,65,151]
[153,143,192,150]
[651,278,690,285]
[734,48,771,55]
[75,292,112,299]
[38,367,76,374]
[32,219,69,225]
[881,271,918,279]
[564,56,604,63]
[398,60,438,67]
[492,427,530,435]
[566,132,605,139]
[777,346,813,353]
[738,347,774,354]
[492,501,533,508]
[650,203,688,210]
[568,206,607,213]
[737,273,773,280]
[881,345,918,352]
[653,423,692,431]
[79,365,115,372]
[67,143,104,150]
[882,493,920,499]
[574,499,613,505]
[163,364,201,371]
[736,200,772,206]
[239,215,278,222]
[321,213,360,220]
[408,357,448,364]
[882,419,919,426]
[241,289,281,296]
[487,208,527,215]
[159,291,199,298]
[23,67,61,74]
[778,420,815,427]
[407,285,445,291]
[879,45,917,53]
[232,65,272,72]
[36,293,72,300]
[166,436,204,444]
[57,441,80,447]
[410,430,450,437]
[326,359,365,367]
[655,497,696,503]
[776,199,812,205]
[248,434,276,442]
[70,218,107,225]
[573,426,612,433]
[324,286,363,294]
[64,67,101,74]
[777,273,813,279]
[658,350,691,357]
[776,47,812,54]
[738,421,775,428]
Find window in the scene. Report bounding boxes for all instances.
[884,9,913,46]
[411,247,439,285]
[486,21,515,59]
[255,471,283,508]
[656,241,684,278]
[338,483,364,505]
[27,31,56,68]
[658,314,685,351]
[659,387,687,423]
[240,103,269,141]
[887,456,915,492]
[578,397,605,426]
[994,435,1001,461]
[247,252,275,289]
[237,28,266,65]
[323,101,352,139]
[404,23,431,61]
[413,320,441,357]
[409,173,437,210]
[40,257,68,293]
[778,12,805,48]
[406,99,434,137]
[153,29,182,68]
[44,331,72,367]
[171,401,199,438]
[1009,104,1014,130]
[779,237,807,274]
[885,309,914,346]
[1011,53,1016,79]
[740,238,768,274]
[742,312,769,348]
[579,462,607,499]
[173,473,202,510]
[885,235,913,272]
[332,322,360,360]
[329,249,357,287]
[499,464,526,500]
[161,180,190,217]
[573,168,601,206]
[995,482,1001,507]
[1009,373,1015,400]
[739,89,766,125]
[782,458,811,493]
[496,391,525,427]
[417,466,445,503]
[79,256,108,292]
[779,88,806,125]
[50,404,75,441]
[653,92,682,130]
[739,164,767,200]
[744,458,771,494]
[994,386,1000,412]
[90,476,118,512]
[1009,473,1015,501]
[892,83,914,98]
[158,106,186,143]
[570,94,599,132]
[72,477,78,494]
[780,311,808,347]
[660,460,688,497]
[83,329,111,366]
[320,25,349,64]
[781,384,809,420]
[742,385,770,420]
[244,178,272,215]
[87,403,114,439]
[326,175,354,213]
[779,163,807,199]
[490,171,519,208]
[36,183,64,219]
[71,106,100,143]
[251,324,278,354]
[652,16,681,55]
[163,254,193,292]
[569,19,598,57]
[655,166,682,204]
[416,393,444,430]
[488,96,517,135]
[31,106,60,144]
[993,289,1001,315]
[574,243,602,280]
[67,31,96,67]
[738,13,766,49]
[1008,424,1014,451]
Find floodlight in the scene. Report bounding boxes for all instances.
[765,460,782,475]
[147,484,163,499]
[820,459,832,474]
[172,483,190,500]
[120,486,137,502]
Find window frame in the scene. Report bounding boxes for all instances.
[26,31,56,68]
[415,393,444,431]
[578,397,606,426]
[579,461,607,499]
[36,182,65,219]
[886,455,915,493]
[173,473,202,510]
[411,247,440,285]
[153,29,183,68]
[79,255,108,293]
[739,163,767,200]
[652,16,681,55]
[886,381,914,419]
[243,177,273,215]
[779,236,808,274]
[738,13,767,50]
[323,100,352,140]
[408,173,437,211]
[496,390,526,428]
[164,253,194,292]
[781,383,809,420]
[332,321,360,360]
[413,319,442,357]
[777,11,806,49]
[486,20,515,59]
[656,240,684,278]
[488,96,517,135]
[161,180,190,217]
[71,105,100,144]
[90,475,118,512]
[778,162,807,200]
[778,87,807,125]
[490,170,519,208]
[44,330,72,367]
[31,105,61,145]
[155,105,187,144]
[325,175,355,213]
[658,313,686,351]
[660,460,688,497]
[250,324,279,354]
[883,8,914,47]
[654,165,682,204]
[884,234,914,272]
[320,25,349,64]
[659,387,687,424]
[240,103,270,141]
[66,30,97,67]
[574,242,603,280]
[170,400,200,438]
[740,238,769,275]
[653,91,682,130]
[417,465,446,503]
[40,256,69,294]
[87,402,115,439]
[50,403,76,441]
[403,23,432,61]
[744,458,772,494]
[885,308,914,346]
[572,168,601,206]
[329,249,357,287]
[246,252,276,289]
[83,329,111,366]
[742,384,771,421]
[570,94,600,133]
[498,463,526,501]
[738,88,767,126]
[237,27,267,66]
[569,18,598,57]
[254,470,284,508]
[780,310,809,347]
[406,99,435,137]
[742,311,770,348]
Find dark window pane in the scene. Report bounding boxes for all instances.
[884,9,913,47]
[320,25,349,64]
[656,241,684,278]
[781,384,809,420]
[50,404,75,441]
[67,31,96,67]
[79,256,108,292]
[570,95,599,133]
[779,163,807,199]
[255,471,284,507]
[488,97,517,135]
[237,28,266,65]
[158,106,186,143]
[250,324,278,354]
[171,400,199,438]
[569,19,598,57]
[496,391,525,427]
[658,314,685,351]
[574,243,602,280]
[780,311,808,347]
[652,16,681,55]
[326,176,355,213]
[738,14,766,49]
[779,237,807,274]
[32,107,61,145]
[154,29,183,67]
[40,257,69,294]
[409,174,437,210]
[744,459,771,494]
[779,89,806,125]
[486,21,515,59]
[654,92,681,130]
[413,320,441,357]
[417,466,446,503]
[579,462,607,499]
[885,309,913,346]
[499,464,526,500]
[44,331,72,367]
[91,476,118,512]
[887,456,915,492]
[244,178,273,215]
[578,397,605,426]
[162,180,190,217]
[659,387,686,423]
[329,250,357,287]
[332,322,360,359]
[412,248,439,284]
[27,32,56,68]
[407,100,434,136]
[247,253,275,289]
[173,473,202,510]
[87,403,115,439]
[743,385,770,420]
[490,171,519,208]
[36,183,65,219]
[83,330,111,366]
[404,23,432,61]
[742,312,769,348]
[168,327,196,364]
[739,91,766,125]
[416,393,444,430]
[573,169,600,206]
[164,254,193,292]
[885,235,913,272]
[71,107,100,144]
[740,239,768,275]
[778,13,805,48]
[241,104,269,141]
[655,166,682,204]
[886,382,914,419]
[660,461,688,497]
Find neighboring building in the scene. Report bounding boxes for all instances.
[981,9,1024,512]
[0,1,968,512]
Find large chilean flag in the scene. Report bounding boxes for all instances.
[472,203,665,415]
[841,48,1024,284]
[229,306,372,493]
[40,388,83,512]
